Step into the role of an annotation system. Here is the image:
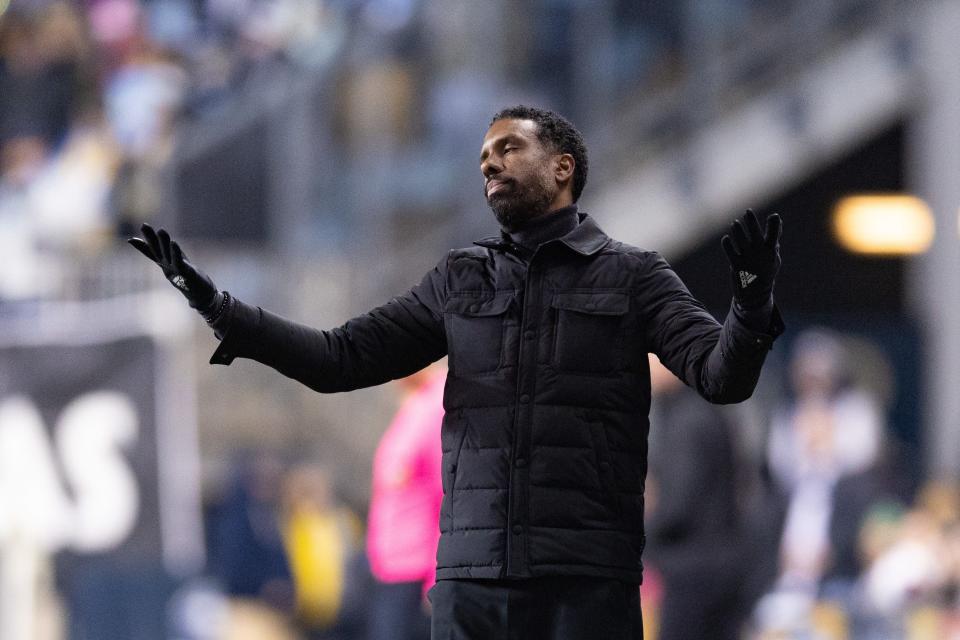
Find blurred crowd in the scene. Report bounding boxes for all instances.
[751,329,960,640]
[163,364,446,640]
[643,328,960,640]
[0,0,354,299]
[0,0,799,300]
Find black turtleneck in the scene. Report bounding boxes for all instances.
[505,205,580,253]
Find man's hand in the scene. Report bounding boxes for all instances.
[128,223,220,316]
[721,209,782,308]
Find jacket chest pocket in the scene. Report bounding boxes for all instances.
[445,294,514,375]
[551,291,629,374]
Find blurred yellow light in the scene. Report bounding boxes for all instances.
[833,194,934,255]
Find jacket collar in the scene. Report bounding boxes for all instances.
[473,212,609,256]
[557,213,610,255]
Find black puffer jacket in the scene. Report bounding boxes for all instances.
[210,212,783,583]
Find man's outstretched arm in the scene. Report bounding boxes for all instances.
[643,210,784,404]
[130,224,448,393]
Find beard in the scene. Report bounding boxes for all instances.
[486,173,555,232]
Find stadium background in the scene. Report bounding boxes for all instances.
[1,0,959,637]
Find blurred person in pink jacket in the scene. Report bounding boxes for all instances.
[366,363,446,640]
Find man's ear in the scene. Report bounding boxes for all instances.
[555,153,575,184]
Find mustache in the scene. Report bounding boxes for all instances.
[485,176,513,196]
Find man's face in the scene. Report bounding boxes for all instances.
[480,118,558,230]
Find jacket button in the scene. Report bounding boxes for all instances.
[524,330,535,340]
[519,394,530,404]
[470,304,479,313]
[515,457,527,468]
[513,525,523,535]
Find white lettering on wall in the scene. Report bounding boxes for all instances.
[0,393,140,553]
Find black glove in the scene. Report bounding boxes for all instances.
[128,223,223,320]
[721,209,782,308]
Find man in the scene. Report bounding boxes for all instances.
[130,105,783,639]
[645,354,750,640]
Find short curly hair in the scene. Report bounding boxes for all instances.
[491,105,588,202]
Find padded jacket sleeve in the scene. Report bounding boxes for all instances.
[638,252,784,404]
[207,259,448,393]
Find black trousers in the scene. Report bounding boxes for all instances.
[428,576,643,640]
